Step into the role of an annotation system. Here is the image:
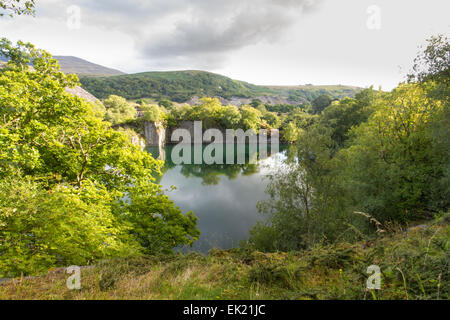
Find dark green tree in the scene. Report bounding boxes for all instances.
[311,94,332,114]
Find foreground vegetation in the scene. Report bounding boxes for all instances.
[249,35,450,251]
[0,39,199,278]
[0,216,448,300]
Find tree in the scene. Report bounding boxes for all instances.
[281,122,301,143]
[0,174,135,277]
[262,112,280,128]
[408,34,449,103]
[220,105,241,129]
[142,103,164,122]
[249,34,450,253]
[0,0,35,17]
[409,34,449,84]
[311,94,332,114]
[250,98,263,108]
[0,39,199,275]
[280,110,317,143]
[188,97,223,129]
[240,105,261,132]
[104,95,137,124]
[250,127,349,251]
[158,99,173,109]
[339,82,448,222]
[169,104,193,122]
[318,88,378,148]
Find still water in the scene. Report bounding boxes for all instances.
[147,144,288,252]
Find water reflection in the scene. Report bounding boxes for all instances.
[146,144,288,252]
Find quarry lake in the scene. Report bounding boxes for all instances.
[147,144,289,252]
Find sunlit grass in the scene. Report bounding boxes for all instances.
[1,218,448,300]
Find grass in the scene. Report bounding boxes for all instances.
[0,217,448,300]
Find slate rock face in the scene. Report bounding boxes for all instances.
[54,56,125,76]
[144,121,166,147]
[65,86,99,103]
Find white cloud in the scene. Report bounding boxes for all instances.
[0,0,448,89]
[29,0,321,68]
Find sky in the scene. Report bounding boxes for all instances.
[0,0,449,90]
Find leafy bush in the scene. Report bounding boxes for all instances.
[141,103,164,122]
[104,95,137,124]
[340,81,449,222]
[0,39,200,276]
[0,175,134,277]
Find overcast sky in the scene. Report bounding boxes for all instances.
[1,0,449,89]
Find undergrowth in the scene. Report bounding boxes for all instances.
[1,216,448,300]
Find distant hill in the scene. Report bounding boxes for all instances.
[2,54,360,104]
[53,56,125,76]
[0,55,124,76]
[79,70,360,104]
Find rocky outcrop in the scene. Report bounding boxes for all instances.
[144,120,278,147]
[65,86,99,103]
[144,121,166,147]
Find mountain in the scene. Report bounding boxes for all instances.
[3,54,361,104]
[0,55,125,76]
[79,70,361,104]
[53,56,125,76]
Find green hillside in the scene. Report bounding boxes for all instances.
[79,70,360,103]
[268,84,363,101]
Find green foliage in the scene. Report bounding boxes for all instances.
[249,98,262,108]
[251,127,355,251]
[409,34,450,84]
[250,35,449,253]
[251,80,448,251]
[0,175,135,277]
[188,97,226,129]
[0,39,199,276]
[0,0,35,17]
[317,88,378,148]
[280,122,302,143]
[1,219,447,300]
[262,111,281,128]
[169,104,193,122]
[80,70,273,102]
[90,100,107,118]
[311,94,333,114]
[339,81,449,222]
[79,71,359,103]
[158,99,173,109]
[265,103,304,113]
[165,98,261,132]
[280,110,317,143]
[141,103,164,122]
[239,105,262,132]
[117,183,199,254]
[104,95,137,125]
[280,85,360,103]
[220,105,242,129]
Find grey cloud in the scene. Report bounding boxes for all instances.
[38,0,322,69]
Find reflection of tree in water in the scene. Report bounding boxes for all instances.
[149,144,288,185]
[180,163,260,185]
